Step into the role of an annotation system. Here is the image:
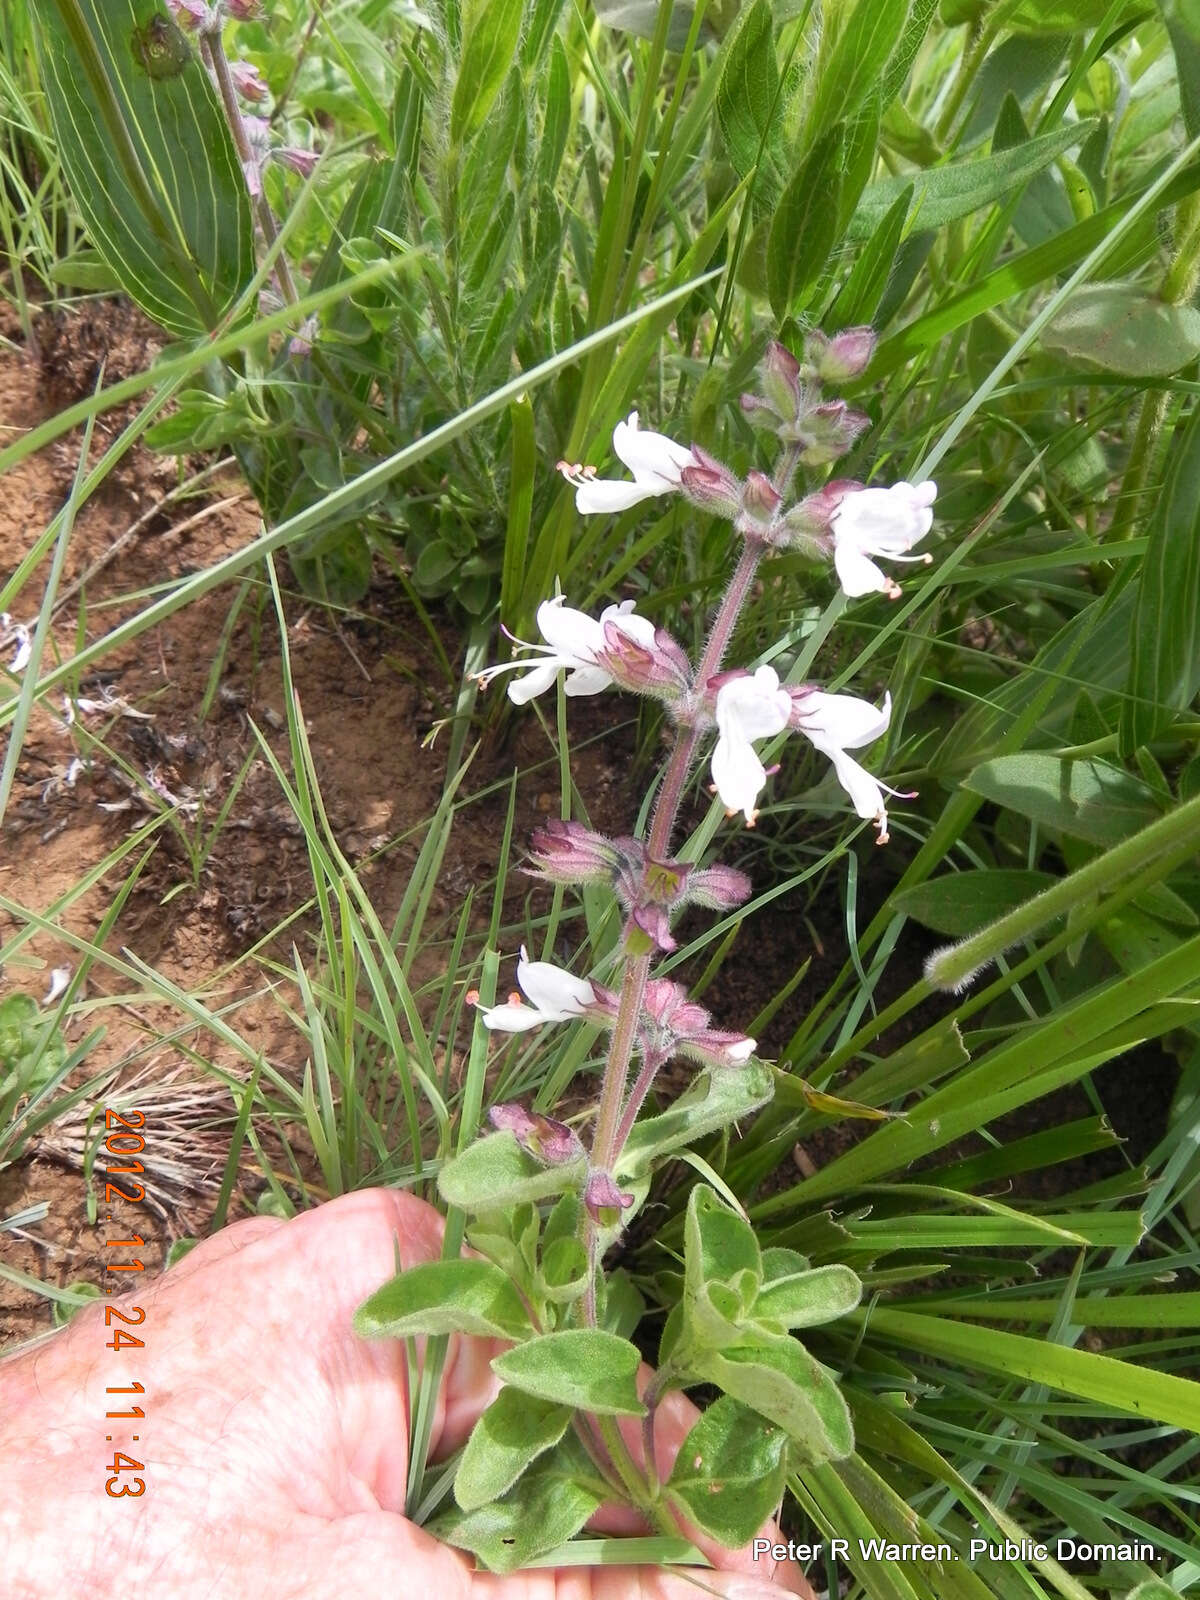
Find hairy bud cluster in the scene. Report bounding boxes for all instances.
[741,340,872,465]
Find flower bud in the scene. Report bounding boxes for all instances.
[629,903,676,954]
[794,400,870,465]
[230,59,269,102]
[223,0,262,18]
[803,326,877,384]
[489,1104,585,1166]
[761,340,802,420]
[679,1028,757,1071]
[169,0,216,28]
[273,144,319,178]
[526,819,623,887]
[736,470,782,540]
[585,1170,634,1226]
[686,861,752,911]
[679,445,741,520]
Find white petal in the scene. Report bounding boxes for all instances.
[832,482,934,556]
[726,1037,756,1062]
[799,690,891,752]
[536,599,604,659]
[507,661,561,705]
[575,476,660,514]
[711,733,768,820]
[833,541,890,597]
[715,666,791,744]
[613,411,693,486]
[829,749,887,822]
[563,664,614,697]
[479,1002,550,1033]
[517,951,595,1017]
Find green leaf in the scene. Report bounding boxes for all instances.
[803,0,912,151]
[618,1061,774,1180]
[1164,0,1200,138]
[830,183,912,330]
[666,1397,788,1546]
[0,994,66,1094]
[992,93,1075,249]
[435,1440,603,1573]
[767,124,844,320]
[962,754,1161,846]
[491,1330,646,1415]
[893,869,1057,936]
[684,1185,762,1348]
[451,0,524,145]
[693,1336,855,1462]
[1042,283,1200,376]
[466,1203,540,1292]
[31,0,254,338]
[716,0,785,196]
[353,1259,531,1341]
[455,1389,572,1512]
[1008,0,1139,30]
[594,0,736,49]
[1122,401,1200,751]
[848,120,1093,240]
[438,1130,587,1213]
[754,1265,863,1330]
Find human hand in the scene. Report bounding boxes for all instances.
[0,1189,812,1600]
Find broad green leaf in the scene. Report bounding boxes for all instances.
[716,0,785,196]
[435,1441,602,1573]
[31,0,254,338]
[0,994,66,1094]
[491,1330,646,1415]
[438,1130,587,1212]
[618,1061,774,1180]
[880,0,938,106]
[684,1185,762,1348]
[466,1203,540,1291]
[768,124,844,320]
[893,869,1057,936]
[962,754,1161,846]
[1009,0,1139,29]
[666,1397,788,1546]
[803,0,912,150]
[848,120,1094,240]
[1042,283,1200,376]
[454,1389,572,1512]
[694,1337,855,1461]
[451,0,524,145]
[830,184,912,330]
[754,1265,863,1329]
[1121,401,1200,750]
[353,1258,532,1340]
[594,0,740,48]
[993,93,1075,249]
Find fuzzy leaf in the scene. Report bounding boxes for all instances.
[1042,284,1200,377]
[753,1265,863,1330]
[893,869,1057,936]
[353,1259,531,1341]
[435,1441,602,1573]
[683,1186,762,1349]
[767,124,844,320]
[438,1131,587,1213]
[450,0,524,144]
[491,1330,646,1415]
[454,1389,572,1512]
[666,1397,788,1546]
[693,1336,855,1462]
[848,120,1093,240]
[716,0,785,198]
[618,1060,774,1179]
[963,755,1161,847]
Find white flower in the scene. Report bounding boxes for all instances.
[475,596,656,705]
[559,410,695,514]
[830,480,937,599]
[711,666,793,826]
[791,690,906,843]
[479,946,598,1033]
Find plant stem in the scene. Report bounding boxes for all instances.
[204,32,300,306]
